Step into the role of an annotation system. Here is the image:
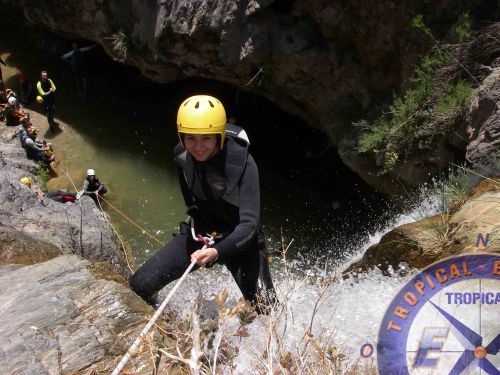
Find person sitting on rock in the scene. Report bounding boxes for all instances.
[5,96,26,127]
[18,116,32,147]
[20,176,77,203]
[0,90,7,121]
[24,127,55,164]
[5,88,16,101]
[82,169,107,202]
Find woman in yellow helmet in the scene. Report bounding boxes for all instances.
[130,95,276,313]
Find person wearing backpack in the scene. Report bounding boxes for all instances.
[129,95,276,313]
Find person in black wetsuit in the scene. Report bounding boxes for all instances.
[82,168,107,203]
[36,70,57,130]
[61,42,96,99]
[129,95,276,313]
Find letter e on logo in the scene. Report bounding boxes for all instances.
[414,328,448,367]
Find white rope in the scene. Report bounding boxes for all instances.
[112,226,214,374]
[111,257,199,375]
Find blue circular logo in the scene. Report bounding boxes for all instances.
[377,253,500,374]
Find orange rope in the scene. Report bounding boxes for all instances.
[98,195,165,246]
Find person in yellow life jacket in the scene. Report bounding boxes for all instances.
[36,70,58,130]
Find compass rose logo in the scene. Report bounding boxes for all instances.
[377,254,500,374]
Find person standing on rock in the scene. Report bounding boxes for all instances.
[36,70,58,130]
[61,42,96,99]
[129,95,276,314]
[83,169,107,203]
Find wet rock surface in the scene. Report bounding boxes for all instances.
[345,180,500,274]
[466,67,500,169]
[0,113,158,373]
[0,124,128,273]
[0,255,155,374]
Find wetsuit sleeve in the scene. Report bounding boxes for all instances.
[61,50,74,59]
[83,180,91,194]
[214,155,260,260]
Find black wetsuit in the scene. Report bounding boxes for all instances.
[130,125,276,312]
[83,176,107,203]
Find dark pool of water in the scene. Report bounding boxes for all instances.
[2,13,399,267]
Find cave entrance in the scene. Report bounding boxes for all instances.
[1,15,396,263]
[78,47,396,260]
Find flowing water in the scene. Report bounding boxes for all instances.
[160,192,442,372]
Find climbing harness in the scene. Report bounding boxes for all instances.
[111,221,215,375]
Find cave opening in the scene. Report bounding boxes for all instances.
[80,45,399,254]
[1,14,400,261]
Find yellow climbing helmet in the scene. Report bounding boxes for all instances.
[20,176,32,187]
[36,95,44,104]
[176,95,227,148]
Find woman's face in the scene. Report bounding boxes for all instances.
[184,134,218,162]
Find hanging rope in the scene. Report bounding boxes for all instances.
[98,195,165,246]
[111,230,214,375]
[63,169,134,273]
[96,194,134,273]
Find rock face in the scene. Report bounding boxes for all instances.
[0,114,160,373]
[466,66,500,169]
[0,125,128,273]
[0,255,155,374]
[345,180,500,274]
[6,0,497,193]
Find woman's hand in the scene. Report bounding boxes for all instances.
[190,247,218,266]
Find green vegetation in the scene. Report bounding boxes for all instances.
[194,11,205,26]
[436,79,472,114]
[354,15,474,173]
[106,29,128,62]
[456,12,472,42]
[444,166,473,211]
[36,166,51,192]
